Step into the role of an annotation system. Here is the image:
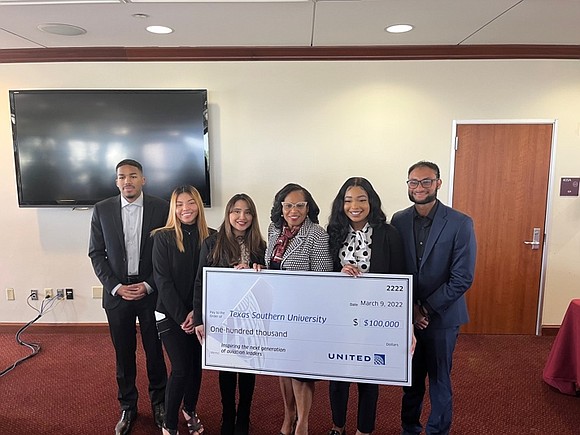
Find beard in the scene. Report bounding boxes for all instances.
[408,190,438,205]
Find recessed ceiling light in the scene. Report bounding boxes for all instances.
[132,13,150,19]
[38,23,87,36]
[146,25,174,35]
[385,24,414,34]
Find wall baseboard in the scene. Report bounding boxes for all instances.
[541,326,560,336]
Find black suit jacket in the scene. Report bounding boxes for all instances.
[331,222,407,275]
[89,193,169,310]
[391,201,476,328]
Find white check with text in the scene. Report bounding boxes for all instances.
[201,268,413,386]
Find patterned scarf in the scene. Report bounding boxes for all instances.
[236,236,250,265]
[271,224,301,263]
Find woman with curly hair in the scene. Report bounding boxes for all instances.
[326,177,406,435]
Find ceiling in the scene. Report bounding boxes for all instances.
[1,0,580,51]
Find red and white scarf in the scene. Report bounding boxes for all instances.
[271,224,301,263]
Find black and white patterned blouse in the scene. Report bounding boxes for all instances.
[339,222,373,272]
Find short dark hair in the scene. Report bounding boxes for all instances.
[327,177,386,260]
[116,159,143,173]
[270,183,320,229]
[408,160,440,179]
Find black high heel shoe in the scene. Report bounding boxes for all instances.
[162,423,179,435]
[182,409,204,435]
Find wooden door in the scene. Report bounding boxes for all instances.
[452,123,552,334]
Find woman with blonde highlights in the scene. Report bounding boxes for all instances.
[152,185,212,435]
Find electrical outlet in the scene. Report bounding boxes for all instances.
[30,289,38,300]
[44,288,54,298]
[65,288,74,300]
[92,286,103,299]
[56,289,64,299]
[6,288,15,301]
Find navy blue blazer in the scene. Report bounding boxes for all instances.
[89,193,169,310]
[391,201,476,329]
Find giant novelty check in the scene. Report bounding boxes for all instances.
[201,268,413,386]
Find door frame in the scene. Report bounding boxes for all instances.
[448,119,558,335]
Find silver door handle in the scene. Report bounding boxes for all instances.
[523,227,541,250]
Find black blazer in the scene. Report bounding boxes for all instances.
[331,222,406,275]
[88,194,169,310]
[153,227,215,325]
[369,223,407,275]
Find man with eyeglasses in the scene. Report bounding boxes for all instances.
[391,161,476,435]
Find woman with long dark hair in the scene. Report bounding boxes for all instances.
[326,177,406,435]
[193,193,266,435]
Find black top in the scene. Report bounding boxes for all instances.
[330,222,406,275]
[193,232,266,326]
[413,201,439,267]
[152,224,204,325]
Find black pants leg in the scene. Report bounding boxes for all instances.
[137,297,167,407]
[158,316,200,431]
[105,301,139,411]
[329,380,350,428]
[235,372,256,434]
[356,382,379,433]
[219,371,237,435]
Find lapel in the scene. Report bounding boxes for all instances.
[282,218,309,261]
[140,194,152,254]
[112,195,125,250]
[420,202,448,268]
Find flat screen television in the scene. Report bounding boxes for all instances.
[9,89,211,207]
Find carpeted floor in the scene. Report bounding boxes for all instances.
[0,327,577,434]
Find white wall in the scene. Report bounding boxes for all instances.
[0,60,578,325]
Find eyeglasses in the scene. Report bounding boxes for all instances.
[281,201,308,211]
[406,178,438,189]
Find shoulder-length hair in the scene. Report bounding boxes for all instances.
[270,183,320,229]
[211,193,266,266]
[327,177,386,259]
[151,185,209,252]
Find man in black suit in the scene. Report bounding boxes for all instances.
[391,161,476,435]
[89,159,168,435]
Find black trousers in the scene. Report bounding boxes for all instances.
[219,371,256,434]
[329,380,379,433]
[105,295,167,411]
[157,315,202,431]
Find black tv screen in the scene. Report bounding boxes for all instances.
[10,89,211,207]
